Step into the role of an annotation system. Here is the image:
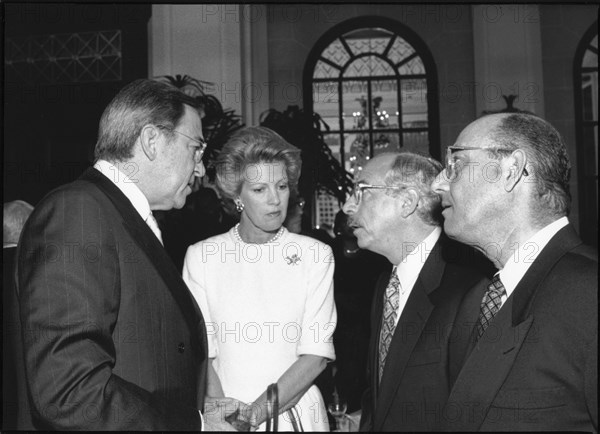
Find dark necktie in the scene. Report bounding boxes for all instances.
[476,274,506,338]
[379,267,400,383]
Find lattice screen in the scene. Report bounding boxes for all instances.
[5,30,122,84]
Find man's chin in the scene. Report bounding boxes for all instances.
[443,221,467,243]
[354,235,368,250]
[171,194,188,210]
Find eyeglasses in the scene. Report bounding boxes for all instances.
[444,146,513,181]
[156,124,207,163]
[348,182,406,206]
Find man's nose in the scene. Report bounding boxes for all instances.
[342,197,357,215]
[194,161,206,178]
[431,170,449,193]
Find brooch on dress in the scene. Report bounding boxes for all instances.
[285,254,301,265]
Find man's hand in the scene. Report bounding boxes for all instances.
[236,401,262,431]
[203,396,246,431]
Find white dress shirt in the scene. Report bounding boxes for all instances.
[93,160,163,244]
[392,226,443,326]
[497,216,569,305]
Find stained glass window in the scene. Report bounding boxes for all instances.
[307,21,438,229]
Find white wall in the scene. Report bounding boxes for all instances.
[148,4,547,123]
[148,4,270,125]
[472,4,545,116]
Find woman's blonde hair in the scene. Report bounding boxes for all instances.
[215,126,301,215]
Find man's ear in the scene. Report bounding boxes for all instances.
[505,149,528,192]
[400,188,419,218]
[139,124,160,161]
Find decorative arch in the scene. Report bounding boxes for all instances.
[574,21,598,246]
[303,16,440,228]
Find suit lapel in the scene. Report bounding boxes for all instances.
[79,168,207,352]
[373,241,445,429]
[445,224,582,430]
[446,295,533,430]
[374,279,435,427]
[369,272,389,416]
[510,225,582,325]
[448,279,485,387]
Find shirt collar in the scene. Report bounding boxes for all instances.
[499,216,569,297]
[395,226,442,292]
[93,159,152,221]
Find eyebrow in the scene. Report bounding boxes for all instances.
[248,179,288,186]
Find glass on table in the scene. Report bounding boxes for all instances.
[327,391,348,431]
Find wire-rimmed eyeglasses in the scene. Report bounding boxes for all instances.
[348,182,406,206]
[156,124,207,163]
[445,146,514,181]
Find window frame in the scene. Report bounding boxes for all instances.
[303,16,440,228]
[573,20,598,246]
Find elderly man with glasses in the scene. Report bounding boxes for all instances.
[342,152,490,432]
[432,113,597,432]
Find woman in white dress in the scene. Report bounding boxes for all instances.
[183,127,336,431]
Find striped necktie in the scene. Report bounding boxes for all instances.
[379,267,400,383]
[476,274,506,339]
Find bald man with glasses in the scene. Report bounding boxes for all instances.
[342,152,490,431]
[432,113,597,431]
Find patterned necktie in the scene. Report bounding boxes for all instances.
[146,212,164,245]
[379,266,401,383]
[476,274,506,338]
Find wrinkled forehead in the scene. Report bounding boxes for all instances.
[357,155,395,183]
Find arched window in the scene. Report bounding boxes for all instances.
[574,21,598,246]
[303,16,439,229]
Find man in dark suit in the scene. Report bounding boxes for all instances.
[3,200,34,430]
[13,79,240,430]
[342,152,489,431]
[432,112,597,431]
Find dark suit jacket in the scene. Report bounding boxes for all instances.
[3,246,26,430]
[13,168,209,430]
[443,224,598,432]
[360,235,489,431]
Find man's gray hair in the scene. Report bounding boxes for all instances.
[3,200,34,246]
[384,152,443,226]
[489,113,571,217]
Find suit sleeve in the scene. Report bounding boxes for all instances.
[17,188,201,430]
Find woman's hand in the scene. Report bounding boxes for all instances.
[248,355,328,426]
